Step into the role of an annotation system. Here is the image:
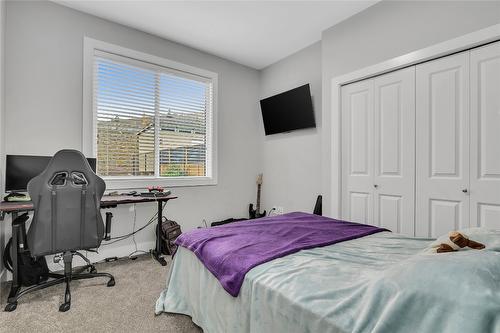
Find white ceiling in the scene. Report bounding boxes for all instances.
[54,1,378,69]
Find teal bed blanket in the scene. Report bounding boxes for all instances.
[156,231,500,333]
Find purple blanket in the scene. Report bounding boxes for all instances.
[175,212,387,296]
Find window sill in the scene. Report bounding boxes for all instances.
[102,176,217,190]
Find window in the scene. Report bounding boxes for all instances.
[84,38,217,188]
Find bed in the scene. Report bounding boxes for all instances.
[156,212,500,333]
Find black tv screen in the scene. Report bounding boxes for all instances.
[260,84,315,135]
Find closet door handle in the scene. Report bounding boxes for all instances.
[462,188,468,193]
[374,184,379,189]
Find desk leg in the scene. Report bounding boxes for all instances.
[151,201,167,266]
[7,212,21,303]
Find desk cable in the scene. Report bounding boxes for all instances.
[100,201,167,246]
[128,203,149,259]
[100,207,159,245]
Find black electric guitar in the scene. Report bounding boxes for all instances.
[249,174,266,219]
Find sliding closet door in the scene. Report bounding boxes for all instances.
[470,41,500,230]
[373,67,415,235]
[341,80,374,225]
[415,52,470,237]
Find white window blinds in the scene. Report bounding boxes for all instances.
[93,51,214,179]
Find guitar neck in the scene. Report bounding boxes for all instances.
[256,184,261,213]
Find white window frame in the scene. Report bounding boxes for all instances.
[83,37,218,189]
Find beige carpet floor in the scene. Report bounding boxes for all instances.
[0,255,202,333]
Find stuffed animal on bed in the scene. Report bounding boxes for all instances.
[434,231,486,253]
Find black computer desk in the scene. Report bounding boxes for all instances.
[0,195,178,266]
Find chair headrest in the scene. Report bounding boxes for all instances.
[27,149,103,193]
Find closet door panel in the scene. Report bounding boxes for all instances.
[378,194,402,233]
[429,199,462,236]
[416,52,470,237]
[341,80,374,225]
[349,192,370,223]
[373,67,415,235]
[470,41,500,230]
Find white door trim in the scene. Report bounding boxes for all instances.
[330,23,500,219]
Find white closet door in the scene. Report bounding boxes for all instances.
[373,67,415,235]
[341,79,374,225]
[470,41,500,230]
[416,52,470,237]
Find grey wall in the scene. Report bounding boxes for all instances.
[259,42,321,214]
[0,0,5,284]
[3,1,262,268]
[320,0,500,215]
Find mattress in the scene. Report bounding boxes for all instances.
[155,231,500,333]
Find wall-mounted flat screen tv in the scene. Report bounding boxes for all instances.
[260,84,315,135]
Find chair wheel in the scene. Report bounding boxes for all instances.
[59,302,71,312]
[107,279,115,287]
[4,302,17,312]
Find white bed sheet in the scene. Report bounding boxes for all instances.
[156,230,500,333]
[156,232,423,332]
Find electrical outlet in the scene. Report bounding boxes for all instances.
[271,206,284,215]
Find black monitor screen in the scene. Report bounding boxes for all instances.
[5,155,96,192]
[260,84,316,135]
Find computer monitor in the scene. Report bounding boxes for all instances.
[5,155,97,192]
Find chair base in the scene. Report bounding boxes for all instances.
[4,252,115,312]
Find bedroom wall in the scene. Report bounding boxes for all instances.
[0,0,5,284]
[321,0,500,217]
[259,42,322,214]
[3,1,262,267]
